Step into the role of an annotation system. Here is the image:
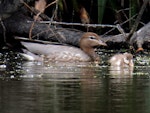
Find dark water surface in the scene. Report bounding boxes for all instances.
[0,52,150,113]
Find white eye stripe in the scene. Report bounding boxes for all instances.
[89,36,96,39]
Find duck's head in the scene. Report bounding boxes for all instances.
[122,53,134,67]
[79,32,107,61]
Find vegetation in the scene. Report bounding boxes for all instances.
[48,0,149,34]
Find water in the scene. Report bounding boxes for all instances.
[0,51,150,113]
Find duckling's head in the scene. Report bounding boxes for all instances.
[123,53,134,67]
[109,52,134,67]
[79,32,107,61]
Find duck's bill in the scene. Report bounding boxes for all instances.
[98,40,107,46]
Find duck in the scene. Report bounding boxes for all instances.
[108,52,134,67]
[20,32,107,62]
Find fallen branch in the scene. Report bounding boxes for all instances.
[28,20,126,36]
[36,21,117,28]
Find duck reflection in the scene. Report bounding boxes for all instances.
[109,66,134,77]
[22,61,98,79]
[21,61,103,113]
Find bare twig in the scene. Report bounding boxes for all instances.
[27,20,128,37]
[33,21,118,28]
[103,14,137,36]
[20,0,33,12]
[45,0,58,9]
[0,18,6,43]
[49,0,59,24]
[20,0,51,20]
[116,24,126,37]
[27,0,57,39]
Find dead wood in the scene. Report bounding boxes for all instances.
[102,22,150,50]
[0,9,149,51]
[2,11,84,47]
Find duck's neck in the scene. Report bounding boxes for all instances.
[83,48,100,61]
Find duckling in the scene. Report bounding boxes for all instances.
[20,32,107,62]
[108,52,134,67]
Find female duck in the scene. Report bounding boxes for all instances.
[21,32,107,62]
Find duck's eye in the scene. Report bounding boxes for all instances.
[89,36,96,40]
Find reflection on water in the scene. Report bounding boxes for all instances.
[0,52,150,113]
[108,65,134,78]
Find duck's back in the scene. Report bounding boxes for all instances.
[21,42,91,62]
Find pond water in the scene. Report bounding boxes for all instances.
[0,51,150,113]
